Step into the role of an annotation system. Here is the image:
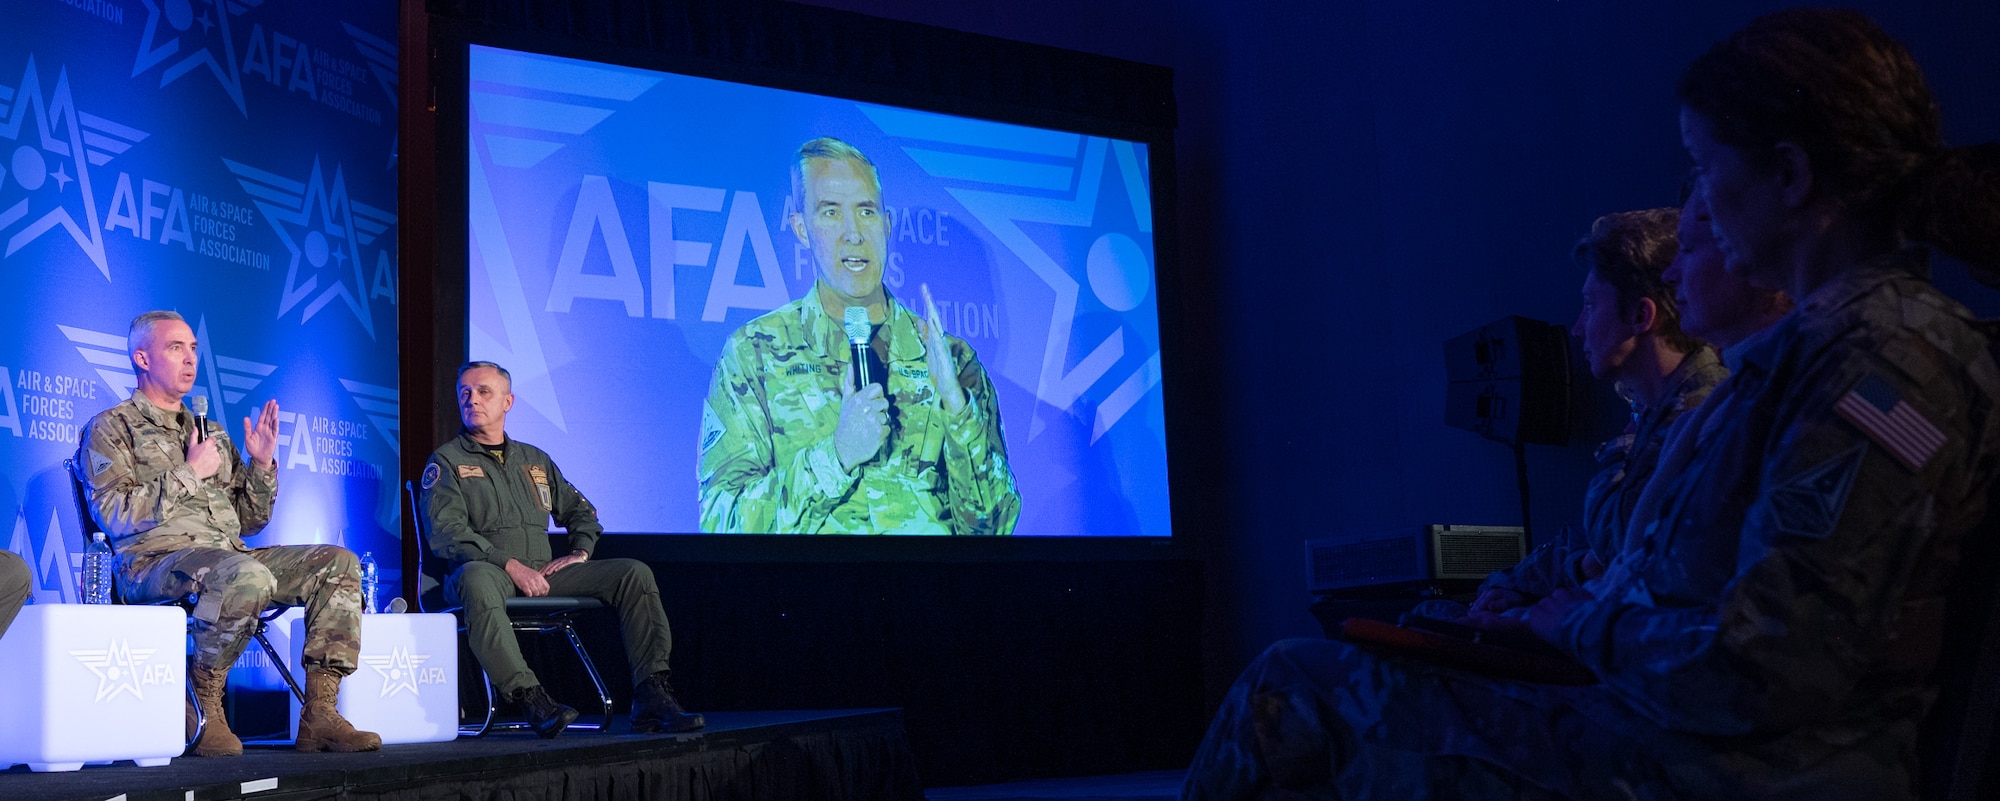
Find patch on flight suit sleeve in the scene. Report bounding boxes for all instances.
[526,466,552,511]
[421,462,441,490]
[457,464,486,479]
[1833,374,1946,472]
[699,401,727,454]
[89,449,115,476]
[1769,442,1867,538]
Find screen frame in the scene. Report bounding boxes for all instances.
[420,16,1197,560]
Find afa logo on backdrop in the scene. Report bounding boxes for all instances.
[132,0,395,127]
[226,156,398,337]
[1,56,150,281]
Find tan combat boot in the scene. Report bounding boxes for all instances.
[295,669,382,752]
[188,665,242,757]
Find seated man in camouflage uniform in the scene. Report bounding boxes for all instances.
[0,549,28,638]
[78,310,378,757]
[420,361,703,737]
[698,137,1020,535]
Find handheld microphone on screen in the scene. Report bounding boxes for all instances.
[844,306,872,389]
[191,395,208,444]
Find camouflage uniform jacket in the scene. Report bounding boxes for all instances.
[78,394,276,560]
[421,433,600,569]
[1484,348,1728,597]
[698,289,1020,534]
[1556,250,2000,795]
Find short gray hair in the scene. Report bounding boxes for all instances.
[127,310,186,365]
[457,360,511,389]
[791,137,883,207]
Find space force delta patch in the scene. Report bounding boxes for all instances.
[1834,374,1947,472]
[421,463,441,490]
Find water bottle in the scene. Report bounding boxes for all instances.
[80,532,114,604]
[358,551,379,614]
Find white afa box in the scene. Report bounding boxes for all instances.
[0,604,187,772]
[289,613,458,744]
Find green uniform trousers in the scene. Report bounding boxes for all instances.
[445,558,673,696]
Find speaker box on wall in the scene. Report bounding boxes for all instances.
[1443,316,1571,446]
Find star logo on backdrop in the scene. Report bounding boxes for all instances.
[70,640,160,703]
[133,0,255,116]
[224,156,398,338]
[465,48,664,433]
[864,106,1160,443]
[1,56,149,280]
[361,647,432,698]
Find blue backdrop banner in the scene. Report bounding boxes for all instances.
[1,0,400,683]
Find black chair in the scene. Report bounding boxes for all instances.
[405,481,614,736]
[63,457,306,750]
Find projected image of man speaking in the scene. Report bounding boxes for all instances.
[697,137,1021,535]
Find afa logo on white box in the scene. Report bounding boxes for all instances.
[69,640,179,703]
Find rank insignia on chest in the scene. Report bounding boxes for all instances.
[457,464,486,479]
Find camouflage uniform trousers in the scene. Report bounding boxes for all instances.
[0,548,29,638]
[1184,638,1747,801]
[119,544,363,675]
[445,558,673,696]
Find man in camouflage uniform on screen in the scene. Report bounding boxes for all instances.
[1184,250,2000,799]
[698,137,1019,535]
[77,310,378,757]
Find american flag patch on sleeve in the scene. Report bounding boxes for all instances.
[1834,374,1947,471]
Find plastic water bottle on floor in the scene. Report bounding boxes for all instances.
[80,532,114,604]
[359,551,379,614]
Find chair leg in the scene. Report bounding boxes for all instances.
[185,681,205,752]
[254,624,307,703]
[458,669,500,738]
[558,619,616,731]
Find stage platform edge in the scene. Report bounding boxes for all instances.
[1,709,922,801]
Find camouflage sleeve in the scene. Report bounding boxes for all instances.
[547,459,602,555]
[1557,351,1984,736]
[78,412,203,539]
[697,333,854,533]
[216,425,277,536]
[419,455,511,568]
[937,336,1020,536]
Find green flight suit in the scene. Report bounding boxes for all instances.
[420,433,674,695]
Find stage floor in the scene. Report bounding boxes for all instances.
[3,709,921,801]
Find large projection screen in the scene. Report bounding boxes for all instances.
[466,44,1168,536]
